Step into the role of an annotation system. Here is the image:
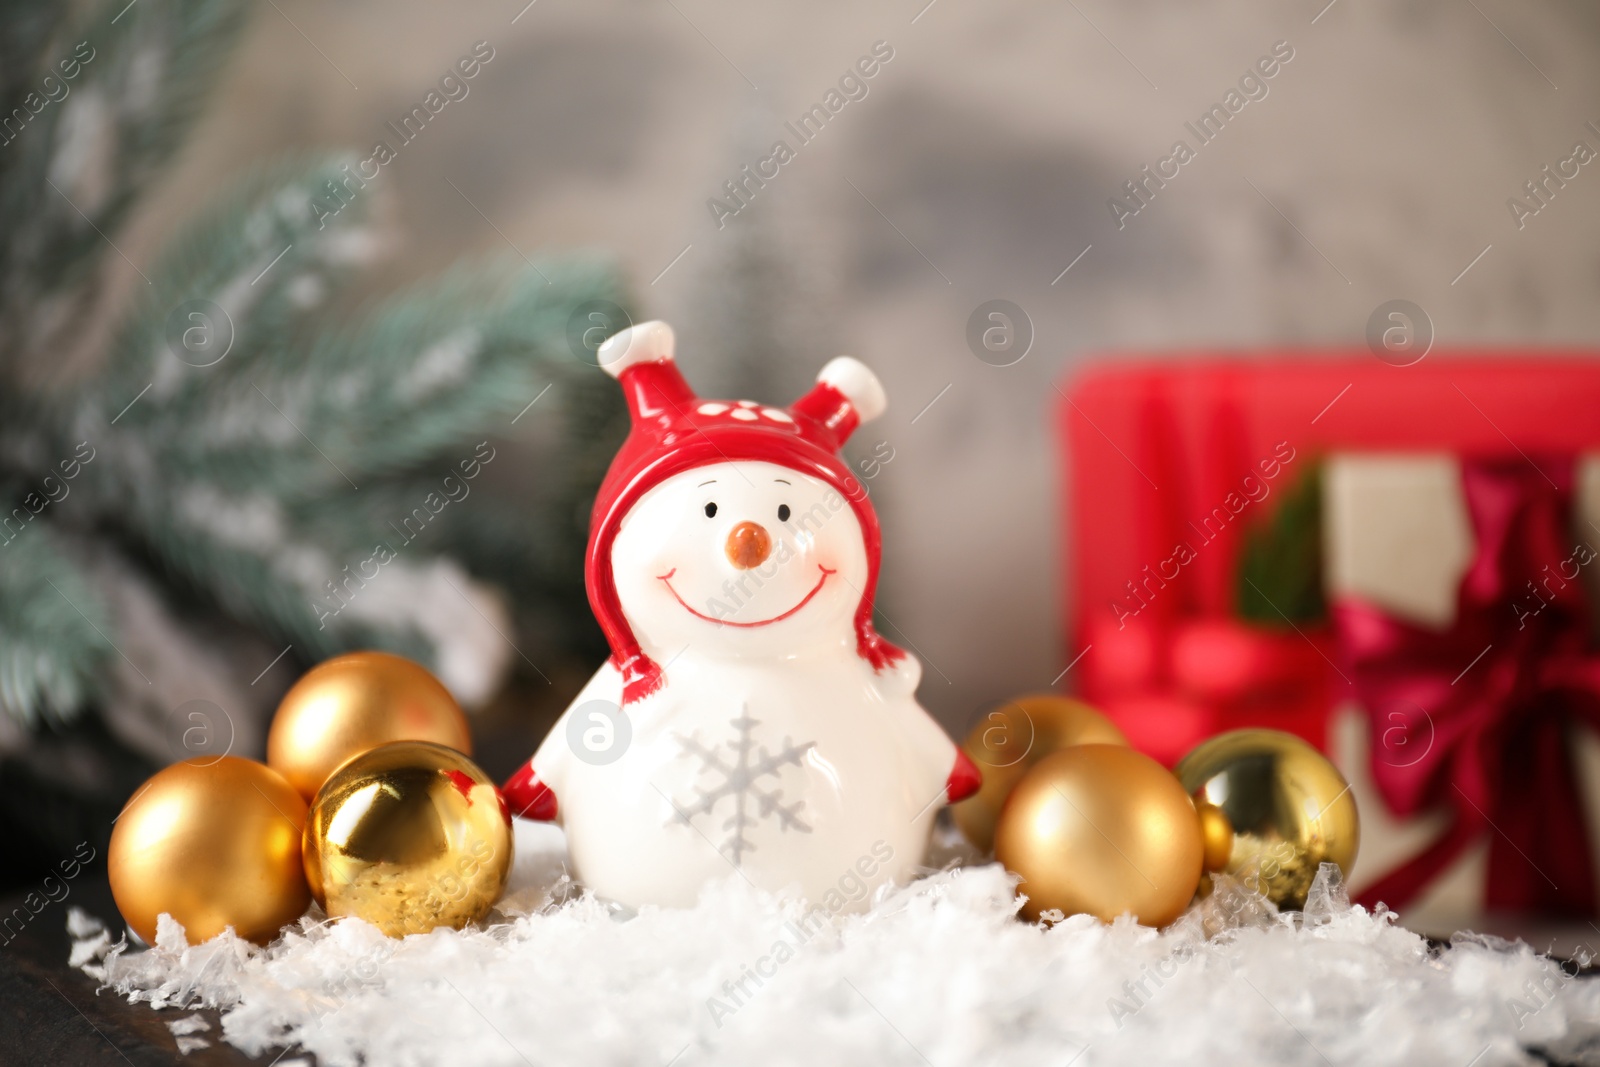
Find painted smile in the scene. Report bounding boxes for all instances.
[657,565,836,627]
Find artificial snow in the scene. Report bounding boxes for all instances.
[71,822,1600,1067]
[167,1013,211,1055]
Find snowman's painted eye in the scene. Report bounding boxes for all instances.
[777,504,791,522]
[704,502,718,518]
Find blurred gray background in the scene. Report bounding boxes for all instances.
[125,0,1600,732]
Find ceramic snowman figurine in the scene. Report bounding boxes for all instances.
[502,321,979,910]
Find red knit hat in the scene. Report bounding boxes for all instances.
[587,321,905,704]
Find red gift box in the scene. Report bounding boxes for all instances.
[1059,351,1600,767]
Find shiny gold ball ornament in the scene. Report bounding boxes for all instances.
[1195,799,1235,872]
[109,757,310,946]
[268,651,472,800]
[303,741,512,937]
[953,693,1129,852]
[994,744,1204,926]
[1175,729,1360,910]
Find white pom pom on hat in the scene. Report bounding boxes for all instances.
[597,320,675,378]
[598,322,886,427]
[816,356,887,425]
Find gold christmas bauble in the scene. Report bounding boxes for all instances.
[303,741,513,937]
[1195,799,1235,872]
[268,651,471,800]
[109,757,310,946]
[953,693,1128,852]
[1175,729,1360,910]
[994,744,1204,926]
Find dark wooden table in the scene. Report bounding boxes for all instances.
[1,876,269,1066]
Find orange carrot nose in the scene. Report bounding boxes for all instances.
[725,521,772,570]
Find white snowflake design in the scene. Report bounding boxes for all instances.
[668,711,816,865]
